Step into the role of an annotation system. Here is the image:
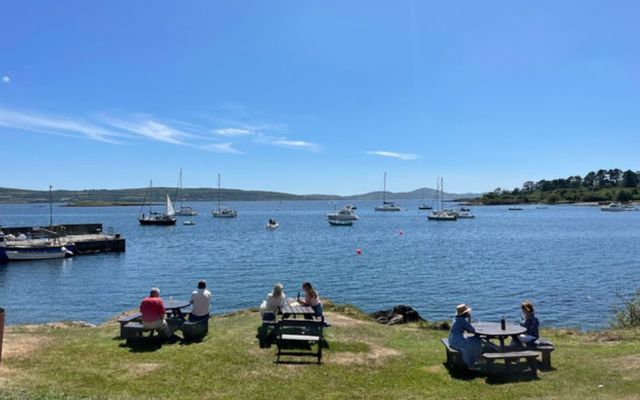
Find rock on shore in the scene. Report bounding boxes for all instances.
[370,305,424,325]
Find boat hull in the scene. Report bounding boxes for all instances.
[266,223,279,230]
[138,218,176,225]
[2,246,73,261]
[374,206,402,212]
[329,220,353,226]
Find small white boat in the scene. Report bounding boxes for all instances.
[418,204,433,210]
[623,204,638,211]
[458,210,475,219]
[1,232,74,261]
[266,219,279,230]
[601,202,625,212]
[183,221,196,226]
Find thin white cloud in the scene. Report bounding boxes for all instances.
[273,139,320,151]
[0,107,124,143]
[201,142,242,154]
[366,150,418,160]
[213,128,254,137]
[105,119,191,145]
[2,76,9,84]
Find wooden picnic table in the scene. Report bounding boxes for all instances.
[473,322,526,349]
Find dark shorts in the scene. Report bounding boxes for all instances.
[189,313,209,322]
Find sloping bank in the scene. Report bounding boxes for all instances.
[0,303,639,400]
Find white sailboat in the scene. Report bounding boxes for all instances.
[174,168,198,216]
[212,174,238,218]
[374,172,402,211]
[427,178,457,221]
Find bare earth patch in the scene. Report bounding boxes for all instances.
[329,342,401,366]
[125,362,162,377]
[608,355,640,380]
[1,332,51,360]
[325,313,368,328]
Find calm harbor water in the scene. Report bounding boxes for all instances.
[1,201,638,330]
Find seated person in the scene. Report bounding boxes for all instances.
[260,283,286,321]
[300,282,323,318]
[189,280,212,322]
[448,304,484,368]
[518,300,540,345]
[140,288,170,337]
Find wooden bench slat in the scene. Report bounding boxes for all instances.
[280,334,321,341]
[483,351,539,360]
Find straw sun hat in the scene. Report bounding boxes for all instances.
[456,304,472,316]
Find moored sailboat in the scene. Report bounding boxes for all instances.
[138,181,177,225]
[374,172,402,211]
[427,178,457,221]
[174,169,198,216]
[212,174,238,218]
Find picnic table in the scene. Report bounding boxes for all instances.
[473,322,526,349]
[280,304,316,319]
[164,299,191,320]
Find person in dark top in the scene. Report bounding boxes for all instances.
[518,300,540,345]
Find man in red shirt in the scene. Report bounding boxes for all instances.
[140,288,169,336]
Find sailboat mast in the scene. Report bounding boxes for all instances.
[217,173,221,211]
[179,168,183,209]
[383,172,387,204]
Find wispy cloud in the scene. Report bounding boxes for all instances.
[105,118,193,145]
[201,142,242,154]
[0,107,124,143]
[213,128,255,137]
[272,139,321,151]
[2,76,9,84]
[366,150,418,160]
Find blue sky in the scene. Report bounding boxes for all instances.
[1,1,639,195]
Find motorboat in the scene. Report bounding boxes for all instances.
[374,172,402,211]
[0,231,75,261]
[212,173,238,218]
[601,202,625,212]
[266,219,279,230]
[327,206,359,222]
[508,207,524,211]
[418,204,433,210]
[183,221,196,226]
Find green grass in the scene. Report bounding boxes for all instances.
[1,308,640,400]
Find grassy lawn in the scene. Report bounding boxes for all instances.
[1,305,639,399]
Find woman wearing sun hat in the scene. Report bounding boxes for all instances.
[448,304,484,368]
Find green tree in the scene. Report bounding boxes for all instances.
[622,170,638,188]
[617,190,632,202]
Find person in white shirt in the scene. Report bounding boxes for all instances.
[189,280,212,322]
[259,283,286,321]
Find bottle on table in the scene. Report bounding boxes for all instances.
[500,315,506,330]
[297,292,300,303]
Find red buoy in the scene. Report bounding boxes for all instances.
[356,248,362,255]
[400,230,404,236]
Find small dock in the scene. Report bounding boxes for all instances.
[0,223,125,255]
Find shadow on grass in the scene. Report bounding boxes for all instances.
[443,362,539,384]
[119,334,182,353]
[274,359,322,365]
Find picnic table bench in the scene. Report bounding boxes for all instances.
[117,313,142,339]
[482,350,539,377]
[275,319,325,364]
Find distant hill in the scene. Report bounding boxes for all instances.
[0,186,480,205]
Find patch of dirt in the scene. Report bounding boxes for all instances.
[585,330,624,343]
[125,362,162,377]
[325,313,368,328]
[329,342,401,366]
[1,333,51,360]
[423,365,443,374]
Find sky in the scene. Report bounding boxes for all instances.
[1,1,639,195]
